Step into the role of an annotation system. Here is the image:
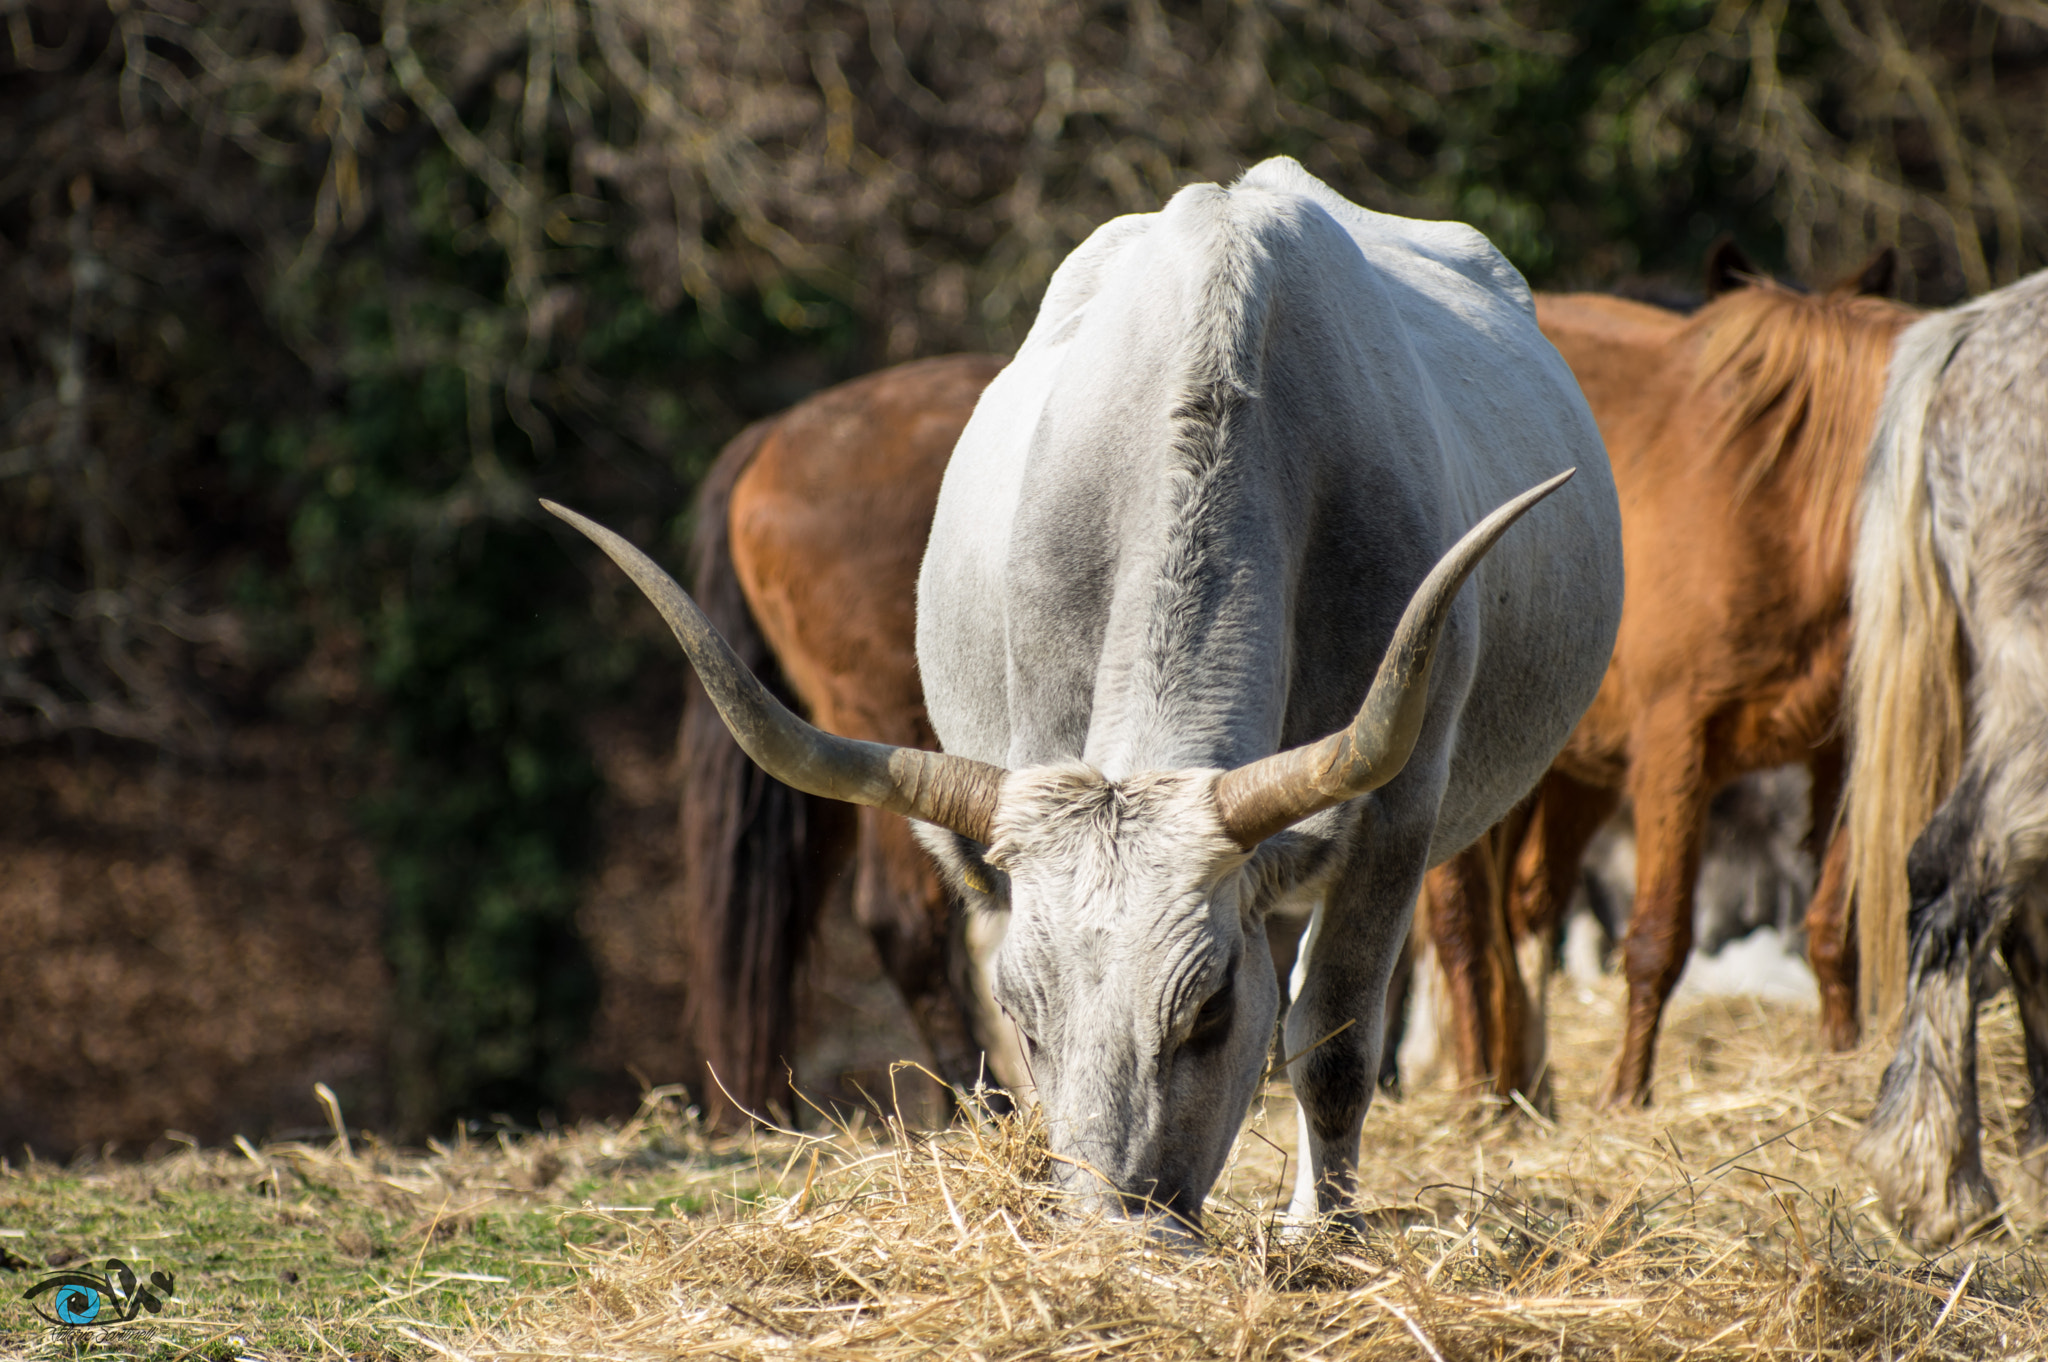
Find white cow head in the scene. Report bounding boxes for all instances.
[970,764,1276,1225]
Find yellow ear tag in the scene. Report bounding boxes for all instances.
[961,865,993,895]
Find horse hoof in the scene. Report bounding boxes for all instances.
[1594,1068,1651,1110]
[1467,1082,1553,1125]
[1855,1122,2002,1246]
[1886,1187,2004,1247]
[1818,1008,1860,1052]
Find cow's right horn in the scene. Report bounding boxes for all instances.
[544,501,1006,843]
[1212,469,1576,849]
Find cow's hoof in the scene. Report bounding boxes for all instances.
[1274,1206,1370,1247]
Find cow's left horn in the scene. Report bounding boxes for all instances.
[543,501,1007,842]
[1213,470,1577,849]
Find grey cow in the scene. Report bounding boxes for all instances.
[549,158,1622,1234]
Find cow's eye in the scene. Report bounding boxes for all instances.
[1185,978,1235,1051]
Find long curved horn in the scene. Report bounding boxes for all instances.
[1213,469,1578,849]
[543,501,1006,842]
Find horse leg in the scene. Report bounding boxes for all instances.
[2000,884,2048,1169]
[855,809,990,1103]
[1422,852,1492,1098]
[1803,746,1859,1050]
[1808,826,1859,1052]
[1509,771,1621,943]
[1855,771,2005,1242]
[1599,709,1709,1108]
[1426,815,1539,1108]
[1507,772,1621,1101]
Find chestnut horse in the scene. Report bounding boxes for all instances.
[1426,248,1912,1109]
[678,353,1004,1122]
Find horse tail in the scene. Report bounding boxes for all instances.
[1845,308,1972,1025]
[678,420,843,1125]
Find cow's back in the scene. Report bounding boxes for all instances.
[918,158,1620,863]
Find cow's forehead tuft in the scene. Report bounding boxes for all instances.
[991,765,1237,859]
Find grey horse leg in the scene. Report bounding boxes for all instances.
[2000,885,2048,1159]
[1857,773,2004,1242]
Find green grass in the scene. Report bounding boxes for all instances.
[0,1098,765,1360]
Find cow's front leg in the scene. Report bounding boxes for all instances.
[1284,826,1427,1230]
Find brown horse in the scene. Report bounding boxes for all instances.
[1426,248,1912,1109]
[678,353,1003,1123]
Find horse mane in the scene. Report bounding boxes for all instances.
[1692,281,1913,575]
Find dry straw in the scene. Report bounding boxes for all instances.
[464,976,2048,1361]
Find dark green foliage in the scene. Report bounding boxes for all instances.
[206,126,862,1130]
[1417,0,1757,280]
[0,1,872,1135]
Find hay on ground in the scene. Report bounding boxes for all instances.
[461,974,2048,1361]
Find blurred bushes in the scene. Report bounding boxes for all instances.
[2,0,2043,1134]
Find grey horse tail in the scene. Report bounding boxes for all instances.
[678,420,847,1127]
[1844,305,1973,1025]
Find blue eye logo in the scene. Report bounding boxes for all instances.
[23,1258,175,1328]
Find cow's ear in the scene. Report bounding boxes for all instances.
[911,824,1010,908]
[1834,245,1899,298]
[1704,236,1756,297]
